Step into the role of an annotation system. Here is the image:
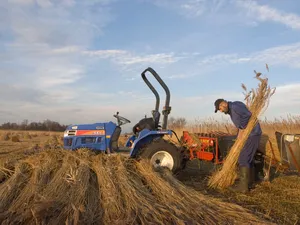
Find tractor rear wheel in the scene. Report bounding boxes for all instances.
[139,139,183,173]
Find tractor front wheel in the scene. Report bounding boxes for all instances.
[139,139,183,173]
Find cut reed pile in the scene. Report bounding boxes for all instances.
[0,132,10,141]
[23,132,32,139]
[41,135,62,149]
[11,135,20,142]
[208,70,276,190]
[0,149,275,225]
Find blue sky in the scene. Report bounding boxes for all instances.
[1,0,300,131]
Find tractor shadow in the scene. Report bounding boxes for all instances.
[175,160,222,195]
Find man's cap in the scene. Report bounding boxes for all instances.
[214,98,225,113]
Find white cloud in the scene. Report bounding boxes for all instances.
[38,90,79,104]
[198,42,300,68]
[8,0,35,5]
[150,0,300,30]
[82,49,127,58]
[186,92,242,103]
[82,50,185,79]
[37,88,117,105]
[257,83,300,119]
[60,0,76,7]
[116,53,179,65]
[51,46,82,54]
[8,0,117,7]
[37,67,84,88]
[0,84,45,103]
[0,0,116,86]
[166,74,193,79]
[90,92,116,99]
[36,0,53,8]
[83,49,180,65]
[268,83,300,107]
[235,0,300,30]
[180,1,206,17]
[198,53,238,66]
[8,0,56,7]
[80,41,300,81]
[0,0,125,125]
[253,42,300,67]
[150,0,227,18]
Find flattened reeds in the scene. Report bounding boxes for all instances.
[0,162,32,213]
[208,70,275,189]
[136,161,273,225]
[0,149,275,225]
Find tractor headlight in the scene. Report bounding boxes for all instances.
[64,131,68,137]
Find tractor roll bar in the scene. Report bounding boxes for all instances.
[141,69,160,112]
[141,67,171,130]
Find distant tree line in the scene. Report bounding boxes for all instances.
[0,119,68,132]
[0,117,187,132]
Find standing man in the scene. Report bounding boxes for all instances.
[214,98,262,192]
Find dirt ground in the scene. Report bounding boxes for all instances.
[1,130,300,225]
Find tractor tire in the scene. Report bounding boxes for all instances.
[138,139,183,173]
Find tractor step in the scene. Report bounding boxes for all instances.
[116,147,131,153]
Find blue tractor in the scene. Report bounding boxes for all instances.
[63,67,184,172]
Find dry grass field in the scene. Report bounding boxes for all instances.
[0,117,299,225]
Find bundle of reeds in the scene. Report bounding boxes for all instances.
[23,132,32,140]
[11,135,20,142]
[208,70,276,190]
[42,135,62,150]
[0,132,10,141]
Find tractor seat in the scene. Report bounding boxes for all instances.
[110,126,121,152]
[152,110,160,129]
[132,111,161,134]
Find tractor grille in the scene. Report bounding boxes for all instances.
[67,130,76,136]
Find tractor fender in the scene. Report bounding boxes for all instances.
[125,135,137,147]
[129,129,172,157]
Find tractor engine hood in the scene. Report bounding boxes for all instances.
[64,121,115,137]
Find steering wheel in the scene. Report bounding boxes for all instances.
[113,112,131,125]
